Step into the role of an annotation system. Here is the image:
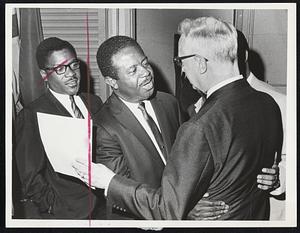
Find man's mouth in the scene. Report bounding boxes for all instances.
[141,78,153,90]
[66,79,78,88]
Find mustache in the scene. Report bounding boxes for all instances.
[140,76,153,86]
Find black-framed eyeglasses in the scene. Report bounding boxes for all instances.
[44,60,80,75]
[173,54,208,67]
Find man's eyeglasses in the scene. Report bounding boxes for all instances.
[44,60,80,75]
[173,54,208,67]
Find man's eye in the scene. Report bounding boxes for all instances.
[142,60,150,66]
[71,62,80,69]
[128,67,136,74]
[55,66,65,73]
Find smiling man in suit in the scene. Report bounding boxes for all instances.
[15,37,105,219]
[93,35,229,220]
[74,17,283,220]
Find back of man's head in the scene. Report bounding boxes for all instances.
[36,37,77,69]
[178,17,238,63]
[96,35,144,80]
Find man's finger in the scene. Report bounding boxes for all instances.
[193,205,229,218]
[203,192,210,198]
[261,168,276,174]
[72,162,88,174]
[75,158,88,166]
[257,179,273,186]
[208,201,226,207]
[257,174,277,181]
[203,215,222,220]
[257,184,269,190]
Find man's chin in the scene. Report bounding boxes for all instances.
[67,87,79,95]
[143,88,155,100]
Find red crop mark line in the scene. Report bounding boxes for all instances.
[38,59,69,86]
[85,12,92,227]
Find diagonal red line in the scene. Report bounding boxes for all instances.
[37,59,69,87]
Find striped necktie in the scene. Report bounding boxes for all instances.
[138,102,167,160]
[69,95,84,119]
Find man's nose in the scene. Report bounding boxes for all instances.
[139,66,151,77]
[65,66,76,76]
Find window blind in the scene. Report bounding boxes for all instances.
[40,8,107,101]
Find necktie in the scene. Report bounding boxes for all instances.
[69,95,84,119]
[138,102,167,160]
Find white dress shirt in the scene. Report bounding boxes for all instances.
[49,88,88,118]
[193,75,243,113]
[120,98,166,165]
[206,75,243,98]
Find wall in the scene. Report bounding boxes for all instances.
[250,10,287,94]
[136,9,287,95]
[136,9,234,94]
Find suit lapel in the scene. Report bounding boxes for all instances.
[44,89,73,117]
[108,93,165,166]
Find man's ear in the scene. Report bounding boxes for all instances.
[195,56,207,74]
[105,77,118,89]
[40,70,47,80]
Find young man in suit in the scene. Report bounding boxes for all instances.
[93,35,228,220]
[74,17,283,220]
[15,37,105,219]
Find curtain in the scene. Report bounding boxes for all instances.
[19,8,45,106]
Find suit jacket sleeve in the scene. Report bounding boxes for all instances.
[95,124,130,178]
[15,108,56,216]
[107,121,215,219]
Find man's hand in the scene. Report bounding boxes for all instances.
[187,193,229,220]
[72,158,115,190]
[257,164,280,191]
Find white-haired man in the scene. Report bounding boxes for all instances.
[73,17,283,220]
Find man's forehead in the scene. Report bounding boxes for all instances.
[179,36,194,55]
[47,49,76,64]
[113,46,145,65]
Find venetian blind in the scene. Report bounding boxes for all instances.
[40,8,107,101]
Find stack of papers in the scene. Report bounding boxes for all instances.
[37,112,92,179]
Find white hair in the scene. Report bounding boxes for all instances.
[178,17,238,63]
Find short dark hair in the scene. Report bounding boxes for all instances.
[36,37,77,69]
[96,35,143,80]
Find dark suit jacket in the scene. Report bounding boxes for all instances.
[94,91,183,219]
[107,79,283,220]
[15,89,105,219]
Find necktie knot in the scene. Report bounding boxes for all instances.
[138,101,146,110]
[69,95,75,102]
[138,102,148,119]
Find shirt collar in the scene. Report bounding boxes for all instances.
[246,72,255,84]
[119,97,150,109]
[49,88,71,101]
[206,74,243,98]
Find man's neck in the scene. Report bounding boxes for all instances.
[205,62,240,92]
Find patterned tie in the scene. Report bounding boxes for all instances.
[69,95,84,119]
[138,102,167,160]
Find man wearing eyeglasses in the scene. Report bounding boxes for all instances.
[73,17,283,220]
[15,37,105,219]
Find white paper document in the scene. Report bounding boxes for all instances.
[37,112,92,179]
